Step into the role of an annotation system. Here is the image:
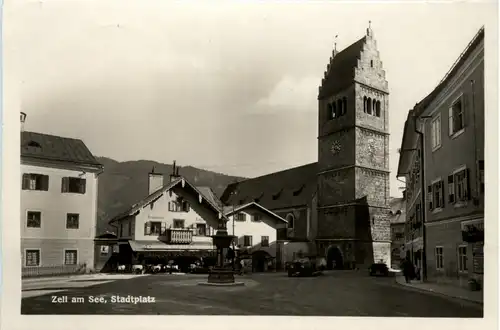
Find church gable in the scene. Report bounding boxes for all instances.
[354,28,389,93]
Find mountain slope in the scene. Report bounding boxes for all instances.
[96,157,245,235]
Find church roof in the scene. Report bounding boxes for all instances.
[318,36,367,99]
[220,162,318,210]
[21,131,102,168]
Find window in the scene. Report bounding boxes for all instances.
[168,201,182,212]
[182,201,190,212]
[173,219,185,229]
[261,236,269,247]
[196,223,207,236]
[119,223,123,237]
[66,213,79,229]
[342,97,347,116]
[435,247,444,270]
[327,103,333,120]
[450,168,470,203]
[243,235,253,247]
[458,245,468,272]
[337,99,342,117]
[286,213,295,229]
[61,177,86,194]
[22,174,49,191]
[26,211,41,228]
[431,115,442,150]
[235,213,246,222]
[367,98,372,115]
[370,59,374,67]
[375,100,381,117]
[478,160,484,193]
[449,97,465,136]
[144,221,162,235]
[432,180,445,209]
[25,249,40,267]
[252,214,262,222]
[64,249,78,265]
[363,97,367,113]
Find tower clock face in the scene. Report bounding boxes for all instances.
[331,140,342,154]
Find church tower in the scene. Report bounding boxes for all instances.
[316,24,391,269]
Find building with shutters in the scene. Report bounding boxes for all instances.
[397,27,484,288]
[107,164,288,272]
[20,112,103,276]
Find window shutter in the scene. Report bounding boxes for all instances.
[448,107,453,136]
[79,179,86,194]
[448,175,455,203]
[168,202,171,212]
[465,168,471,200]
[462,95,468,129]
[161,222,166,235]
[22,174,30,190]
[42,175,49,191]
[61,177,68,193]
[144,222,151,235]
[427,185,433,210]
[440,180,445,207]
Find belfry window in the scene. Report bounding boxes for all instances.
[327,103,333,120]
[375,100,381,117]
[337,99,342,117]
[367,98,372,115]
[363,97,367,113]
[342,97,347,116]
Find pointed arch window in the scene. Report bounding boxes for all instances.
[342,97,347,116]
[367,98,372,115]
[376,101,381,117]
[332,102,337,119]
[363,97,367,113]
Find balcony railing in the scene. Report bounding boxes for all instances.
[22,264,87,278]
[163,229,193,244]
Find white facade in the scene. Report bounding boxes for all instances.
[21,161,100,269]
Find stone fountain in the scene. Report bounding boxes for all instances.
[198,222,244,287]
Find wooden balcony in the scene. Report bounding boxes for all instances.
[163,229,193,244]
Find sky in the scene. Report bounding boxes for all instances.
[4,0,496,197]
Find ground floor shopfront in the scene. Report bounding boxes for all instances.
[425,217,484,290]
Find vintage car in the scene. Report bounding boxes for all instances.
[369,262,390,277]
[287,258,322,277]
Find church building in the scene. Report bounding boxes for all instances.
[221,25,392,270]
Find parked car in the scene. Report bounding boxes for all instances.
[287,258,322,277]
[369,262,389,277]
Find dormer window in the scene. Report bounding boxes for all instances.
[293,185,304,196]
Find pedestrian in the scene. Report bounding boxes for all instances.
[402,257,412,283]
[239,259,245,275]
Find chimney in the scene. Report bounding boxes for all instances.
[148,166,164,195]
[20,112,27,132]
[170,160,181,182]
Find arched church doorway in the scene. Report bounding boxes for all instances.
[326,245,344,270]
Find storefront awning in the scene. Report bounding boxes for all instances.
[128,240,214,252]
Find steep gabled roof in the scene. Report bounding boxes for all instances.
[220,163,318,210]
[21,131,102,168]
[318,36,366,99]
[109,177,226,224]
[196,186,223,208]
